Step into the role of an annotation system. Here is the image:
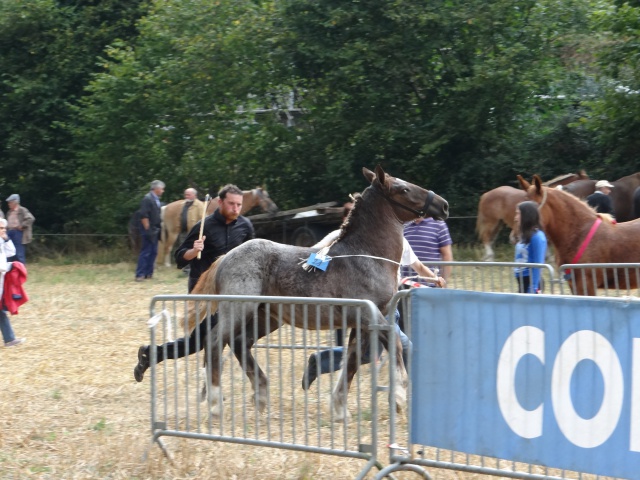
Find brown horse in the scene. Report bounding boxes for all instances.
[187,166,449,420]
[518,174,640,295]
[157,188,278,267]
[562,172,640,222]
[476,171,588,261]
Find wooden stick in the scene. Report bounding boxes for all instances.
[197,194,210,259]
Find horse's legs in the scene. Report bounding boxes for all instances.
[331,311,408,421]
[480,219,501,262]
[229,311,280,413]
[203,322,228,417]
[330,328,362,421]
[163,229,179,267]
[204,304,278,416]
[375,316,408,414]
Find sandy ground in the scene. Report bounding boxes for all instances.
[0,262,614,480]
[0,263,407,479]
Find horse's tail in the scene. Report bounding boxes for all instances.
[160,205,168,244]
[475,195,491,243]
[182,255,225,332]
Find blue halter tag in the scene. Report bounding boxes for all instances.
[305,252,331,271]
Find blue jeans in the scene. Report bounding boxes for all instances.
[0,309,16,344]
[7,230,25,264]
[136,226,158,278]
[312,313,411,376]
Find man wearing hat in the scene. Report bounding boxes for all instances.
[587,180,615,217]
[5,194,35,264]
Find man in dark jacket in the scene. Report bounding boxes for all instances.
[133,184,255,382]
[135,180,165,281]
[587,180,615,217]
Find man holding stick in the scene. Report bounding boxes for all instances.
[133,184,255,381]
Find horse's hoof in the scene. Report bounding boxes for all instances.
[331,402,352,423]
[255,396,268,414]
[395,389,407,413]
[210,404,223,419]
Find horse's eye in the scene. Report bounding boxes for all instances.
[402,188,410,194]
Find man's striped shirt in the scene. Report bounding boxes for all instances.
[402,218,452,282]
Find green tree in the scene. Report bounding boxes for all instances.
[580,1,640,176]
[278,0,599,211]
[71,0,307,232]
[0,0,148,231]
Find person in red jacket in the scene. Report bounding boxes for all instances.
[0,218,25,347]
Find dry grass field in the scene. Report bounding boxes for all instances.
[0,262,411,480]
[0,260,619,479]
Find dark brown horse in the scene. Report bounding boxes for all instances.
[476,171,588,260]
[187,165,449,420]
[562,172,640,222]
[518,174,640,295]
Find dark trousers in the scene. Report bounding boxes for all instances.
[7,230,25,264]
[135,227,158,278]
[313,311,410,377]
[155,314,218,362]
[516,275,544,294]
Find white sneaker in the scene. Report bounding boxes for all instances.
[5,338,25,347]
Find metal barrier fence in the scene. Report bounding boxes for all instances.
[146,294,391,480]
[144,263,640,478]
[423,261,560,294]
[380,288,635,480]
[559,263,640,297]
[428,261,640,298]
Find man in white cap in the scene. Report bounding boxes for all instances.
[5,194,35,264]
[587,180,615,217]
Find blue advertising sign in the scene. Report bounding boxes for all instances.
[409,289,640,479]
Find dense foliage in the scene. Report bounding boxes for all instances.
[0,0,638,236]
[0,0,149,231]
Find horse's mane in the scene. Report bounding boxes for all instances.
[543,173,575,186]
[549,185,616,224]
[597,213,616,225]
[334,192,363,243]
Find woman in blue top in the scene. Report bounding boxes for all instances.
[513,201,547,293]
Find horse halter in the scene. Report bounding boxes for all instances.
[374,184,436,219]
[537,187,548,210]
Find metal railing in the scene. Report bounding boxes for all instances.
[146,294,389,480]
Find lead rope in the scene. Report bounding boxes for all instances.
[299,247,402,272]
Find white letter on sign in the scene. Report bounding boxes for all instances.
[551,330,624,449]
[497,326,544,439]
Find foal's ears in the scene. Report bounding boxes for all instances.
[517,174,544,195]
[517,175,530,190]
[533,175,544,194]
[362,165,387,187]
[363,167,375,183]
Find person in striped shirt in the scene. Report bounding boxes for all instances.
[402,216,453,284]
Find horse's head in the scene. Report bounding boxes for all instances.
[518,173,588,233]
[518,174,546,204]
[518,174,548,223]
[254,187,279,215]
[363,165,449,222]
